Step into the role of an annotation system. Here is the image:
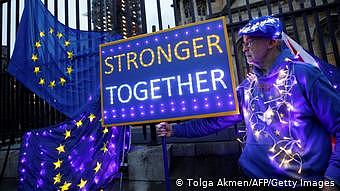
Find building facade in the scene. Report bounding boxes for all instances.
[92,0,147,38]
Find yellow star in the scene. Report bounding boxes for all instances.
[275,130,280,136]
[67,51,73,59]
[39,31,45,37]
[56,144,65,154]
[77,178,87,189]
[103,127,109,134]
[31,54,38,62]
[38,78,45,86]
[53,172,62,184]
[88,113,96,122]
[53,159,63,169]
[101,143,108,153]
[64,40,70,47]
[94,162,102,173]
[59,181,71,191]
[57,32,63,39]
[66,66,73,75]
[49,80,56,88]
[35,41,42,48]
[34,66,40,74]
[64,130,71,140]
[59,77,66,86]
[49,27,54,34]
[76,120,83,128]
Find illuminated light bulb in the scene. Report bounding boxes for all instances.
[286,149,292,155]
[236,138,242,143]
[244,93,249,102]
[284,57,292,62]
[298,168,302,174]
[254,130,260,138]
[269,156,275,161]
[269,147,276,153]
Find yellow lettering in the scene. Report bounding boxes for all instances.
[127,52,139,71]
[104,57,114,74]
[174,41,190,60]
[207,35,223,55]
[192,37,206,58]
[157,44,172,64]
[139,48,155,67]
[114,54,125,72]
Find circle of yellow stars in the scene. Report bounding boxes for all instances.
[32,27,75,89]
[49,113,116,190]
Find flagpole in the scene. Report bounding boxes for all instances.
[119,126,127,191]
[162,136,171,191]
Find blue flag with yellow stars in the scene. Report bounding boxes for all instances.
[8,0,120,118]
[18,101,131,191]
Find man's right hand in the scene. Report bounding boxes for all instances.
[156,122,173,137]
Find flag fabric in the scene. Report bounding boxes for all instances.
[8,0,121,118]
[9,0,132,190]
[17,101,131,191]
[282,32,340,93]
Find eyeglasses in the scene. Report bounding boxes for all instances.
[242,39,257,49]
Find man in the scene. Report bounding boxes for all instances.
[157,16,340,189]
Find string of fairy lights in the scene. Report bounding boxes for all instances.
[237,59,303,174]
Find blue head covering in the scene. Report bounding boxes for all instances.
[238,16,283,39]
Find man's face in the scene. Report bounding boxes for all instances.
[242,36,271,68]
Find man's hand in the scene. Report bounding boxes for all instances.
[156,122,173,137]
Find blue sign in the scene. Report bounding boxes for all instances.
[100,17,239,126]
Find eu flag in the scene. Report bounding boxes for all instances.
[8,0,121,118]
[17,101,131,190]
